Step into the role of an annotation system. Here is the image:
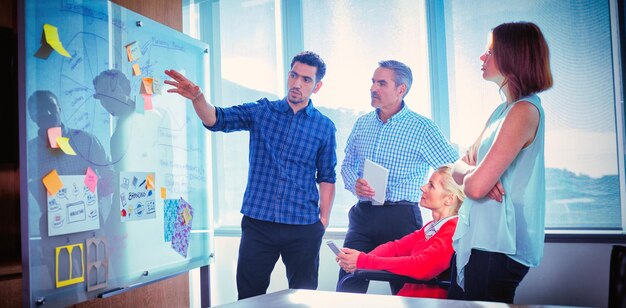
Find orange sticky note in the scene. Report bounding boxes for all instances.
[56,137,76,155]
[142,94,153,111]
[141,78,153,95]
[125,41,141,61]
[182,206,192,225]
[84,167,98,193]
[146,174,154,190]
[47,127,62,148]
[160,187,166,199]
[43,169,63,196]
[126,45,133,61]
[132,63,141,76]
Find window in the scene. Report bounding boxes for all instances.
[443,0,623,231]
[195,0,625,233]
[301,0,430,227]
[211,0,281,227]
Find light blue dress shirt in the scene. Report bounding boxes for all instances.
[342,102,458,202]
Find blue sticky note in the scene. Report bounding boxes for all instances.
[163,199,179,242]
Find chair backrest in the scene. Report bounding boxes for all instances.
[609,245,626,308]
[437,267,451,288]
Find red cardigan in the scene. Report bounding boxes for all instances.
[356,218,458,299]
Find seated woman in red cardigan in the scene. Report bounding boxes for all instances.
[336,164,464,299]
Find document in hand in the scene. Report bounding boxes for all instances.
[363,159,389,205]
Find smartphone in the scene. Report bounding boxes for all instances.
[326,240,341,256]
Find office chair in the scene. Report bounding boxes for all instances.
[337,268,451,295]
[609,245,626,308]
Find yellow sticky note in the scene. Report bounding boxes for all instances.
[56,137,76,155]
[160,187,166,199]
[43,169,63,196]
[47,127,62,148]
[35,24,71,58]
[141,78,153,95]
[146,174,154,190]
[132,63,141,76]
[182,206,192,225]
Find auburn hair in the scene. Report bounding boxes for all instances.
[492,22,553,101]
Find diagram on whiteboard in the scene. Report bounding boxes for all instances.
[47,175,99,236]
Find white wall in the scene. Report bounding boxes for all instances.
[207,236,615,307]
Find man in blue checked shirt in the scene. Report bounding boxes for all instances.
[164,51,337,300]
[336,60,459,294]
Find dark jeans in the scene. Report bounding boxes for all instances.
[336,201,422,294]
[448,250,529,303]
[236,216,325,300]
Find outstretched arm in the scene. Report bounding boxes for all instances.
[164,69,217,127]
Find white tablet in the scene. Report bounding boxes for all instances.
[363,159,389,205]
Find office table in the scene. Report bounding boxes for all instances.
[213,289,583,308]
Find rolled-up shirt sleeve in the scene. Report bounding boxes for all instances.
[204,101,261,132]
[316,123,337,184]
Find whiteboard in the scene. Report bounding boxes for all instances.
[21,0,212,306]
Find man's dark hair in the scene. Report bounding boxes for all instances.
[290,51,326,82]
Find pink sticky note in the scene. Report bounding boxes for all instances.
[142,94,153,110]
[84,167,98,193]
[47,127,62,148]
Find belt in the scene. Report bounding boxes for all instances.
[357,200,418,207]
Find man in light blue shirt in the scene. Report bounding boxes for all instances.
[337,60,458,294]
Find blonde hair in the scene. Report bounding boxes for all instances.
[435,164,465,213]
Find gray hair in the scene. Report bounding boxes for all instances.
[378,60,413,99]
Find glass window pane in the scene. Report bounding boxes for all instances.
[444,0,622,230]
[302,0,430,227]
[214,0,279,227]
